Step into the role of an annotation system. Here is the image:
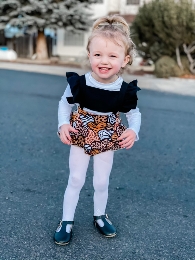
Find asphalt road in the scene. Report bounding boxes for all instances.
[0,69,195,260]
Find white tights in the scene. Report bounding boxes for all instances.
[62,145,114,221]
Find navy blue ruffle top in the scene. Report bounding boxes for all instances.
[66,72,141,114]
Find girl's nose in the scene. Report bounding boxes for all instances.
[100,56,108,64]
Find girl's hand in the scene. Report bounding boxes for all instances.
[59,124,78,145]
[118,129,136,149]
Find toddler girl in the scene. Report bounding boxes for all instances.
[54,15,141,245]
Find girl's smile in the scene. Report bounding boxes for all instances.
[88,36,130,84]
[98,67,111,73]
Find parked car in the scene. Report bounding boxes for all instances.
[0,47,17,61]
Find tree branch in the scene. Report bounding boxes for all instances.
[176,46,183,70]
[183,43,195,74]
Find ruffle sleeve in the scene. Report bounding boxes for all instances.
[66,72,80,104]
[120,80,141,113]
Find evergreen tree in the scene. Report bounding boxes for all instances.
[0,0,98,59]
[132,0,195,72]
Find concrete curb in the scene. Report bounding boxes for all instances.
[0,61,195,97]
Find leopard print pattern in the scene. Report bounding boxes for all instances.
[69,107,126,156]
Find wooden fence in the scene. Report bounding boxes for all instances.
[14,34,53,58]
[3,33,53,58]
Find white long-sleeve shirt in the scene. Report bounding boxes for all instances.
[58,72,141,140]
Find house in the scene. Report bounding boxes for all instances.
[0,0,150,60]
[2,0,193,61]
[54,0,151,61]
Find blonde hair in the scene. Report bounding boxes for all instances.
[87,15,136,66]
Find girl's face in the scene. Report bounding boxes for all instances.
[88,36,130,83]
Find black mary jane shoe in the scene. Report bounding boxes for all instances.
[54,220,74,245]
[93,214,116,238]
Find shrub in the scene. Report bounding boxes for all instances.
[132,0,195,75]
[155,56,191,78]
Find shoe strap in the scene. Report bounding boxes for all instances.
[93,214,108,220]
[60,220,74,225]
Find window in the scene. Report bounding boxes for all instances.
[126,0,140,5]
[64,31,84,46]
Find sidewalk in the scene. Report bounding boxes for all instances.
[0,61,195,97]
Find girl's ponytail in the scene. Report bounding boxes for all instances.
[92,15,130,37]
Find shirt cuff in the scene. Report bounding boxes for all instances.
[127,127,139,141]
[58,121,70,131]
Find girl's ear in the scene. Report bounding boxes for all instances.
[122,55,130,68]
[87,52,90,58]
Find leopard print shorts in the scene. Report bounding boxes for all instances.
[69,107,126,156]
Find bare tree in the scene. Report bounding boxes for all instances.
[183,42,195,74]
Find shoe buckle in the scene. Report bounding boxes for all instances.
[105,214,112,225]
[56,220,63,232]
[105,218,112,225]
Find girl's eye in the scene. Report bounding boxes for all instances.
[111,55,117,58]
[94,54,100,56]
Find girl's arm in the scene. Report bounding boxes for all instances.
[58,84,78,145]
[118,107,141,149]
[125,107,141,141]
[58,84,74,131]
